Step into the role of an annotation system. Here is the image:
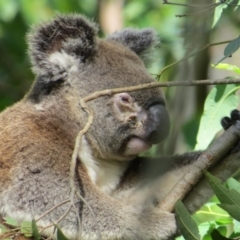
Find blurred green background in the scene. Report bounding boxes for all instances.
[1,0,240,155]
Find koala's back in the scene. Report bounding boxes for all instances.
[0,99,79,222]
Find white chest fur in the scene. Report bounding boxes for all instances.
[79,137,127,195]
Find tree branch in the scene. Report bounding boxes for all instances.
[158,122,240,212]
[83,78,240,103]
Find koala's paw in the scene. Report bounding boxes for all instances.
[138,209,177,240]
[221,109,240,130]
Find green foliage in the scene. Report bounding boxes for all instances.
[205,172,240,220]
[215,35,240,65]
[1,218,41,240]
[212,1,228,28]
[32,219,40,240]
[177,173,240,239]
[214,63,240,75]
[0,218,71,240]
[195,84,240,150]
[56,225,69,240]
[175,200,200,240]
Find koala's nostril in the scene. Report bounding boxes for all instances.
[118,93,133,104]
[147,104,170,144]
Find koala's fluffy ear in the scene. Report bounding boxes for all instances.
[107,29,159,66]
[27,14,98,80]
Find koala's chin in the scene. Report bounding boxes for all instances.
[124,137,152,156]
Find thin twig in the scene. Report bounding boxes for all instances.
[162,0,219,8]
[83,78,240,103]
[35,199,70,222]
[175,3,221,17]
[158,39,233,79]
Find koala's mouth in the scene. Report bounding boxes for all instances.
[124,136,152,156]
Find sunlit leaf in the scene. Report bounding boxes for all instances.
[212,2,228,28]
[20,221,32,238]
[212,63,240,75]
[226,178,240,192]
[175,200,200,240]
[4,217,18,227]
[195,84,239,150]
[215,218,233,225]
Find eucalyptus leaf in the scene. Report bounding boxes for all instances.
[32,219,40,240]
[226,178,240,192]
[195,84,239,150]
[204,171,240,206]
[175,200,200,240]
[215,35,240,65]
[20,221,32,237]
[56,225,69,240]
[212,2,228,28]
[211,229,233,240]
[212,63,240,75]
[219,204,240,221]
[0,223,6,234]
[4,216,18,227]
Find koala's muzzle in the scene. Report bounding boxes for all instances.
[147,104,170,144]
[113,93,170,156]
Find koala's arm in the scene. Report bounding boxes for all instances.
[116,110,240,213]
[75,165,177,240]
[114,149,240,215]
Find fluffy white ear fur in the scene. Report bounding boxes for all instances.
[27,14,98,78]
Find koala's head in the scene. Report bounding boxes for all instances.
[26,14,170,161]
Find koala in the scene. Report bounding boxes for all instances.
[0,14,240,240]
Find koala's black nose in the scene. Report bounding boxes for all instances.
[147,104,170,144]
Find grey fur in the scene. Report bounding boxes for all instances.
[107,28,159,66]
[27,14,98,79]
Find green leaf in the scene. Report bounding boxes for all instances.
[0,223,6,234]
[226,178,240,192]
[20,221,33,237]
[215,35,240,65]
[4,216,18,227]
[204,172,240,206]
[215,218,233,225]
[219,204,240,221]
[175,200,200,240]
[212,2,228,28]
[32,219,40,240]
[195,84,239,150]
[205,172,240,221]
[211,228,234,239]
[56,225,69,240]
[212,63,240,75]
[224,35,240,57]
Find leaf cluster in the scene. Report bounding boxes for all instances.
[176,173,240,240]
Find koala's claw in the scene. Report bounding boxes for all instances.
[221,109,240,130]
